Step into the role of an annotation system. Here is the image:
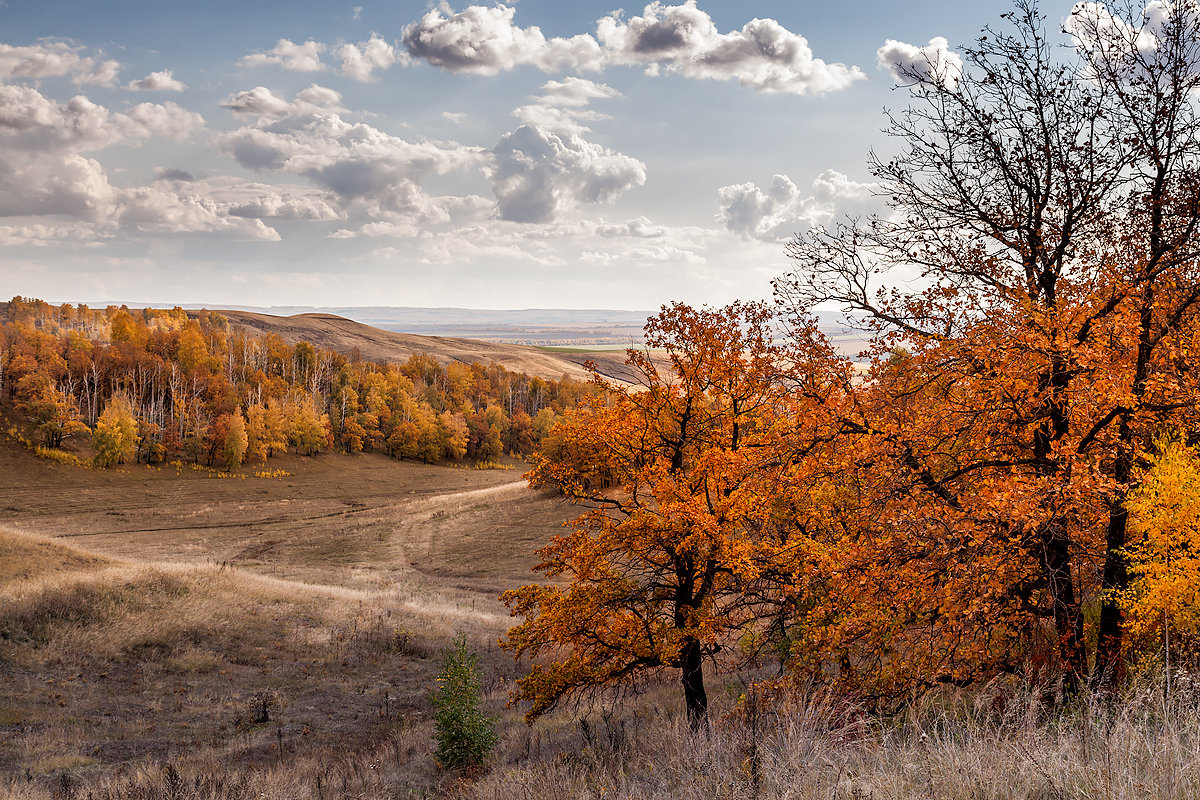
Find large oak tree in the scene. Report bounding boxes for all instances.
[777,0,1200,689]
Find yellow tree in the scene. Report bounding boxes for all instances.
[221,410,248,469]
[1122,439,1200,654]
[93,395,138,467]
[503,302,808,725]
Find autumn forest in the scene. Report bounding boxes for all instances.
[0,297,590,470]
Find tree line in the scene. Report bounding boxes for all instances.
[503,0,1200,725]
[0,299,592,468]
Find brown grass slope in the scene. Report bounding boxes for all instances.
[0,524,462,784]
[206,310,606,383]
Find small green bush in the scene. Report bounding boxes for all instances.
[432,634,497,771]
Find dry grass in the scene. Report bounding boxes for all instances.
[0,525,511,796]
[463,677,1200,800]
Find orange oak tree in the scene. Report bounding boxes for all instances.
[776,0,1200,691]
[502,302,835,724]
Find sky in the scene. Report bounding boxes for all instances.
[0,0,1054,310]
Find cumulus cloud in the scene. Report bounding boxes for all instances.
[217,108,486,221]
[0,221,110,247]
[0,80,280,245]
[491,124,646,223]
[0,41,121,85]
[206,180,343,222]
[487,77,643,223]
[338,35,408,81]
[401,3,604,75]
[716,170,881,241]
[0,153,116,219]
[117,184,282,239]
[876,36,962,90]
[127,69,186,91]
[512,77,620,134]
[234,5,863,96]
[1065,1,1200,77]
[596,1,864,94]
[240,39,326,72]
[0,85,202,154]
[222,85,342,117]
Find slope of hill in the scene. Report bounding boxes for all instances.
[201,309,641,385]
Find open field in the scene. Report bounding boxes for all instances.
[0,438,576,794]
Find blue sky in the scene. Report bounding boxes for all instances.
[0,1,1038,309]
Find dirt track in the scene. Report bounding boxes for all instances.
[0,440,575,594]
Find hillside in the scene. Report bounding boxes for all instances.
[199,309,642,385]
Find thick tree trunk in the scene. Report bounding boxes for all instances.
[680,637,707,727]
[1043,528,1085,691]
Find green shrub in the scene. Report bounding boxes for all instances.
[431,634,497,770]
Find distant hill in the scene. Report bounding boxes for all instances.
[198,309,644,384]
[92,304,655,347]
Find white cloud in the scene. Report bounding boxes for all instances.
[442,111,468,124]
[190,178,344,221]
[0,221,110,247]
[81,59,121,87]
[0,153,116,219]
[240,39,326,72]
[491,124,646,223]
[876,36,962,91]
[0,81,275,244]
[512,77,620,135]
[338,35,408,81]
[330,220,422,239]
[1065,2,1200,77]
[401,3,604,75]
[295,84,343,109]
[597,1,864,95]
[127,69,186,92]
[0,85,202,154]
[0,41,121,85]
[716,170,881,241]
[222,86,293,116]
[118,184,282,239]
[217,108,486,221]
[537,77,620,106]
[122,101,205,140]
[492,76,643,223]
[222,85,342,117]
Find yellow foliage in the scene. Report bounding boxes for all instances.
[1122,438,1200,643]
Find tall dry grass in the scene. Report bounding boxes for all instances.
[466,676,1200,800]
[7,674,1200,799]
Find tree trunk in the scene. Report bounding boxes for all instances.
[1042,529,1085,691]
[680,637,707,727]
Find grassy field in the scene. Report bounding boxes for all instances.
[0,438,574,796]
